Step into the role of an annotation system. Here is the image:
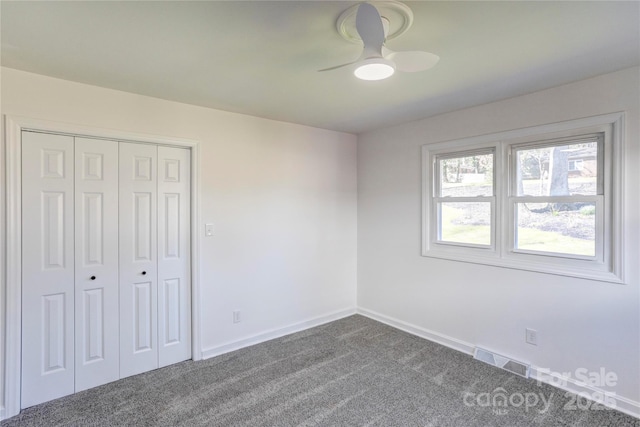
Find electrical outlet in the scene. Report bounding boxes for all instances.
[526,328,538,346]
[233,310,241,324]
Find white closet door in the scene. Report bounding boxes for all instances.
[119,142,158,378]
[74,137,120,391]
[157,146,191,367]
[21,131,75,408]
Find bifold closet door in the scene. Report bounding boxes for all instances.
[74,137,119,392]
[157,146,191,367]
[21,132,75,408]
[22,135,192,405]
[119,142,159,378]
[119,143,192,377]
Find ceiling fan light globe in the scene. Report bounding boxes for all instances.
[354,58,396,81]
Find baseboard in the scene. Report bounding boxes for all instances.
[358,307,639,420]
[356,307,475,355]
[531,366,640,419]
[201,307,357,360]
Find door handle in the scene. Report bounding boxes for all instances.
[90,276,96,280]
[141,271,147,275]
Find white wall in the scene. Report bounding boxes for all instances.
[357,67,640,409]
[0,67,6,419]
[3,64,638,417]
[0,68,357,409]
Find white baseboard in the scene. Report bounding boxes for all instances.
[531,366,640,419]
[201,307,357,360]
[358,306,639,420]
[356,307,475,355]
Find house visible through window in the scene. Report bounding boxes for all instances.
[422,113,623,283]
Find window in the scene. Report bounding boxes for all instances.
[568,159,584,171]
[422,113,624,283]
[511,136,602,259]
[434,150,494,247]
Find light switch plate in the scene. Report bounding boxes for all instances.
[526,328,538,346]
[205,223,214,236]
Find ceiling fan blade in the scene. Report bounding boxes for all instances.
[318,61,357,72]
[356,3,385,57]
[385,50,440,72]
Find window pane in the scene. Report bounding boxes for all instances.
[515,202,596,256]
[515,141,599,196]
[438,202,491,245]
[439,153,493,197]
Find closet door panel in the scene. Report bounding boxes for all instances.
[21,131,75,408]
[119,142,158,378]
[74,137,119,392]
[157,147,191,367]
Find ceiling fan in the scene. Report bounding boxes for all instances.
[320,2,439,81]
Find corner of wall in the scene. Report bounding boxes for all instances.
[1,112,8,419]
[358,306,640,419]
[201,307,357,360]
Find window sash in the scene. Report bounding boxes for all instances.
[434,148,495,198]
[508,195,603,261]
[433,197,495,248]
[509,134,604,197]
[507,134,605,261]
[432,148,496,249]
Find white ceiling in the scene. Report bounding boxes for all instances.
[2,1,639,134]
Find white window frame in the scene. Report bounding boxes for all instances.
[422,113,624,283]
[432,148,496,249]
[507,134,605,262]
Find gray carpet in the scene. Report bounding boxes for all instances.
[2,315,638,426]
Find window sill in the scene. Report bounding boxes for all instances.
[421,249,624,284]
